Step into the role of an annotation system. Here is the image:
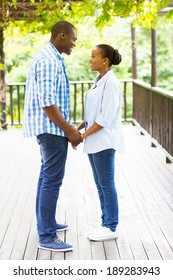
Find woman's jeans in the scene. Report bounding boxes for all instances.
[36,133,68,243]
[88,149,118,232]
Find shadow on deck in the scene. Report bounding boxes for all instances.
[0,125,173,260]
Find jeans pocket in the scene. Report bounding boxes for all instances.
[37,133,68,151]
[37,133,47,145]
[37,133,46,146]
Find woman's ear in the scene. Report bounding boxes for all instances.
[103,58,108,66]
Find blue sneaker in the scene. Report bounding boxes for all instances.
[38,238,73,252]
[56,223,69,232]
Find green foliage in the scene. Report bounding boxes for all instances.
[1,0,173,127]
[0,63,4,70]
[5,30,49,82]
[136,18,173,91]
[4,16,173,93]
[4,18,133,82]
[0,0,172,31]
[165,8,173,25]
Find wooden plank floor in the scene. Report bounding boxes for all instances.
[0,125,173,260]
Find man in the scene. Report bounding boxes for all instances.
[23,21,82,251]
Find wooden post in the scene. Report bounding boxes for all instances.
[131,25,137,79]
[131,25,137,124]
[0,25,7,129]
[150,25,157,147]
[151,27,157,87]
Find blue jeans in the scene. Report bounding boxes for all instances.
[88,149,118,232]
[36,133,68,243]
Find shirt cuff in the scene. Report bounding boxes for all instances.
[39,97,56,108]
[95,115,111,128]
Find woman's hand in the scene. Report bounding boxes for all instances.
[80,134,85,140]
[71,144,78,150]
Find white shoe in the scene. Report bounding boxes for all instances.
[88,226,103,236]
[88,226,118,241]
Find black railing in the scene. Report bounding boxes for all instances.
[3,79,132,126]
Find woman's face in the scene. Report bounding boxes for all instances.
[90,47,105,72]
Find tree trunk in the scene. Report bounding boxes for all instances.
[151,27,157,87]
[131,25,137,79]
[0,26,7,129]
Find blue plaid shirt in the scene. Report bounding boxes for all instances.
[23,42,70,137]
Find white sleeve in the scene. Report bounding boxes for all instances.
[95,81,121,128]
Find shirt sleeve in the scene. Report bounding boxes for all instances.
[95,81,121,128]
[36,58,58,108]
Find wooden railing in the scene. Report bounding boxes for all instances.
[133,80,173,163]
[3,79,132,126]
[1,79,173,163]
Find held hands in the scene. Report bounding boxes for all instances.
[71,134,85,150]
[66,126,83,147]
[69,122,101,150]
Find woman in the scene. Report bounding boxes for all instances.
[76,44,125,241]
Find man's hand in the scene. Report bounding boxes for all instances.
[67,126,83,146]
[43,105,83,145]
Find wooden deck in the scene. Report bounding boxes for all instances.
[0,125,173,260]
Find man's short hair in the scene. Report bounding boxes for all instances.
[51,21,76,38]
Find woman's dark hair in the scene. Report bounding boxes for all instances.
[96,44,122,67]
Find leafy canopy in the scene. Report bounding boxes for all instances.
[0,0,172,32]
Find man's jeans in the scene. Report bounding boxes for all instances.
[88,149,118,232]
[36,133,68,243]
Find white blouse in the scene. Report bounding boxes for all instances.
[83,69,125,154]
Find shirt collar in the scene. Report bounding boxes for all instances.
[94,69,113,87]
[47,41,64,62]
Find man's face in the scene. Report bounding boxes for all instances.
[63,28,77,55]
